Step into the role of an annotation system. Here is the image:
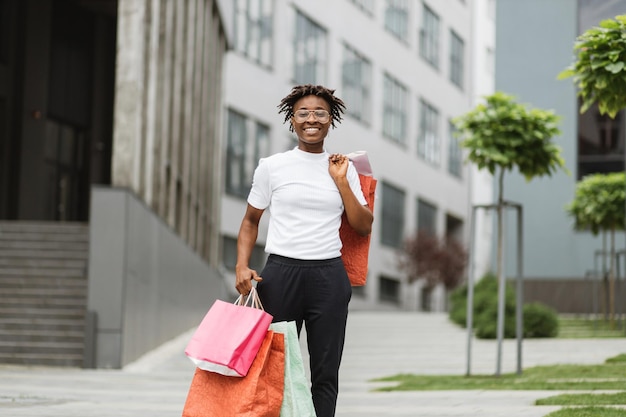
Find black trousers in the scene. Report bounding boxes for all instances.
[257,254,352,417]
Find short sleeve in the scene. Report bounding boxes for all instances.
[247,158,271,210]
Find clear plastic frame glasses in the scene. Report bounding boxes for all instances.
[293,110,330,123]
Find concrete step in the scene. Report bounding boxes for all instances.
[0,351,84,367]
[0,221,90,368]
[0,240,88,250]
[0,276,87,288]
[0,249,88,259]
[0,257,87,268]
[0,317,85,331]
[0,267,86,278]
[0,328,84,342]
[0,287,86,297]
[0,306,86,318]
[0,295,87,307]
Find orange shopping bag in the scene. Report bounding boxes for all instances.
[182,330,285,417]
[340,151,377,286]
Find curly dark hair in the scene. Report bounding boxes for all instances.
[277,84,346,132]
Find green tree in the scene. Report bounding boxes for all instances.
[559,14,626,328]
[565,172,626,325]
[558,15,626,118]
[453,91,566,375]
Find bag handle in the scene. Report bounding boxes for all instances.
[234,287,266,311]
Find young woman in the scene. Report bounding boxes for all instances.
[235,84,373,417]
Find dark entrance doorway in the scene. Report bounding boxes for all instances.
[0,0,116,221]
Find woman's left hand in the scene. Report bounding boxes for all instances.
[328,153,348,182]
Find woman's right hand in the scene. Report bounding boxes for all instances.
[235,265,263,295]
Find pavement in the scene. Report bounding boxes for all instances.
[1,311,625,417]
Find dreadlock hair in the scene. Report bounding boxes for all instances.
[277,84,346,132]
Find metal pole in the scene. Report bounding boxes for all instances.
[495,204,506,376]
[465,206,479,376]
[515,204,523,375]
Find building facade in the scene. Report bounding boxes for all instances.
[496,0,626,312]
[0,0,233,368]
[219,0,496,310]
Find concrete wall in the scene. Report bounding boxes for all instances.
[87,186,226,369]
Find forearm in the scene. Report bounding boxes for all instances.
[236,219,258,270]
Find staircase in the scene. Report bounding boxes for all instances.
[0,221,89,367]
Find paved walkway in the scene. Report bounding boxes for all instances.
[1,311,625,417]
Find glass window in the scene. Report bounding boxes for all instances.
[294,11,327,85]
[417,198,437,235]
[234,0,274,68]
[342,44,372,123]
[418,99,440,165]
[350,0,375,16]
[379,276,401,304]
[448,121,462,178]
[381,181,405,248]
[384,0,409,41]
[419,4,440,69]
[577,102,625,179]
[449,30,464,89]
[382,73,408,144]
[226,109,271,198]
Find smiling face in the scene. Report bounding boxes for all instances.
[291,95,332,153]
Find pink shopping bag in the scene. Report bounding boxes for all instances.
[185,287,273,377]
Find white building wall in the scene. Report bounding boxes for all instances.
[220,0,494,310]
[468,0,496,282]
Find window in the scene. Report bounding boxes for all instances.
[234,0,273,68]
[350,0,375,15]
[418,99,440,165]
[577,102,625,179]
[381,181,405,248]
[449,30,464,89]
[445,214,463,241]
[225,109,270,198]
[294,11,327,85]
[419,4,440,69]
[448,121,462,178]
[342,44,372,123]
[417,198,437,235]
[384,0,409,41]
[379,276,400,304]
[222,236,266,271]
[382,73,408,144]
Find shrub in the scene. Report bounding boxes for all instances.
[449,272,559,339]
[523,302,559,338]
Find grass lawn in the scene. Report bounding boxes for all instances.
[372,343,626,417]
[373,358,626,391]
[537,392,626,406]
[558,316,626,338]
[543,408,626,417]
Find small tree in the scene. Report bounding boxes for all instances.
[559,14,626,328]
[558,15,626,118]
[565,172,626,325]
[399,231,467,308]
[453,91,566,375]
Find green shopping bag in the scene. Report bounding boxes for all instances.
[269,321,316,417]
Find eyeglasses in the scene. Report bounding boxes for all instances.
[293,110,330,123]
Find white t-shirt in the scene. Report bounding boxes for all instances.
[247,147,367,260]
